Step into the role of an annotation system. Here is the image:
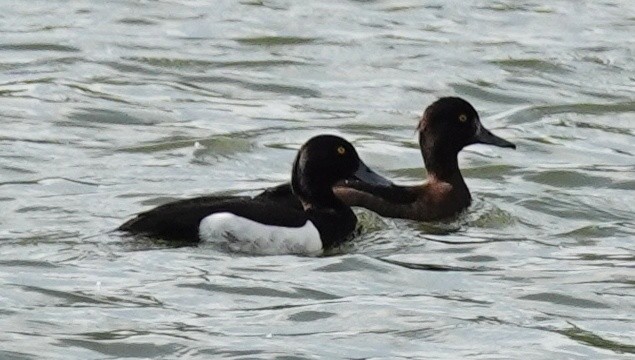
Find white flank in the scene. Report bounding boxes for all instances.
[199,212,322,255]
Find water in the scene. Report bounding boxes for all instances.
[1,0,634,358]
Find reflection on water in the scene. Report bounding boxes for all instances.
[1,0,634,359]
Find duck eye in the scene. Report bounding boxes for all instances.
[458,114,468,123]
[337,146,346,155]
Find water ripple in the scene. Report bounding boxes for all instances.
[1,0,634,358]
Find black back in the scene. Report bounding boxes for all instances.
[118,195,303,241]
[119,135,368,249]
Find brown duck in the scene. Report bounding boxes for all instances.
[259,96,516,221]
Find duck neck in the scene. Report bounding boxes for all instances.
[420,140,467,186]
[292,174,345,211]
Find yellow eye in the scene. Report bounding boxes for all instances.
[337,146,346,155]
[459,114,468,122]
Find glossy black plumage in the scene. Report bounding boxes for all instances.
[118,135,390,250]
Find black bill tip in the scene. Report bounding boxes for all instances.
[474,126,516,149]
[352,161,393,187]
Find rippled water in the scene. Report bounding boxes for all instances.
[1,1,634,359]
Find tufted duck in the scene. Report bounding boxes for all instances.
[257,97,516,221]
[118,135,391,254]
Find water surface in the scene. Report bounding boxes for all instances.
[1,1,634,359]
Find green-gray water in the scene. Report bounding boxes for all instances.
[1,1,634,359]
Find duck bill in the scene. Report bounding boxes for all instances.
[352,161,393,187]
[473,124,516,149]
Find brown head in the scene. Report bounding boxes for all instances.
[417,97,515,179]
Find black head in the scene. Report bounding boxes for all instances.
[418,97,515,157]
[291,135,391,207]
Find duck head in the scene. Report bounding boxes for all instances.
[291,135,391,208]
[417,97,515,178]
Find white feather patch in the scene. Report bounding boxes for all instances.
[199,212,323,255]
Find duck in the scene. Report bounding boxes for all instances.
[256,97,516,221]
[117,135,392,255]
